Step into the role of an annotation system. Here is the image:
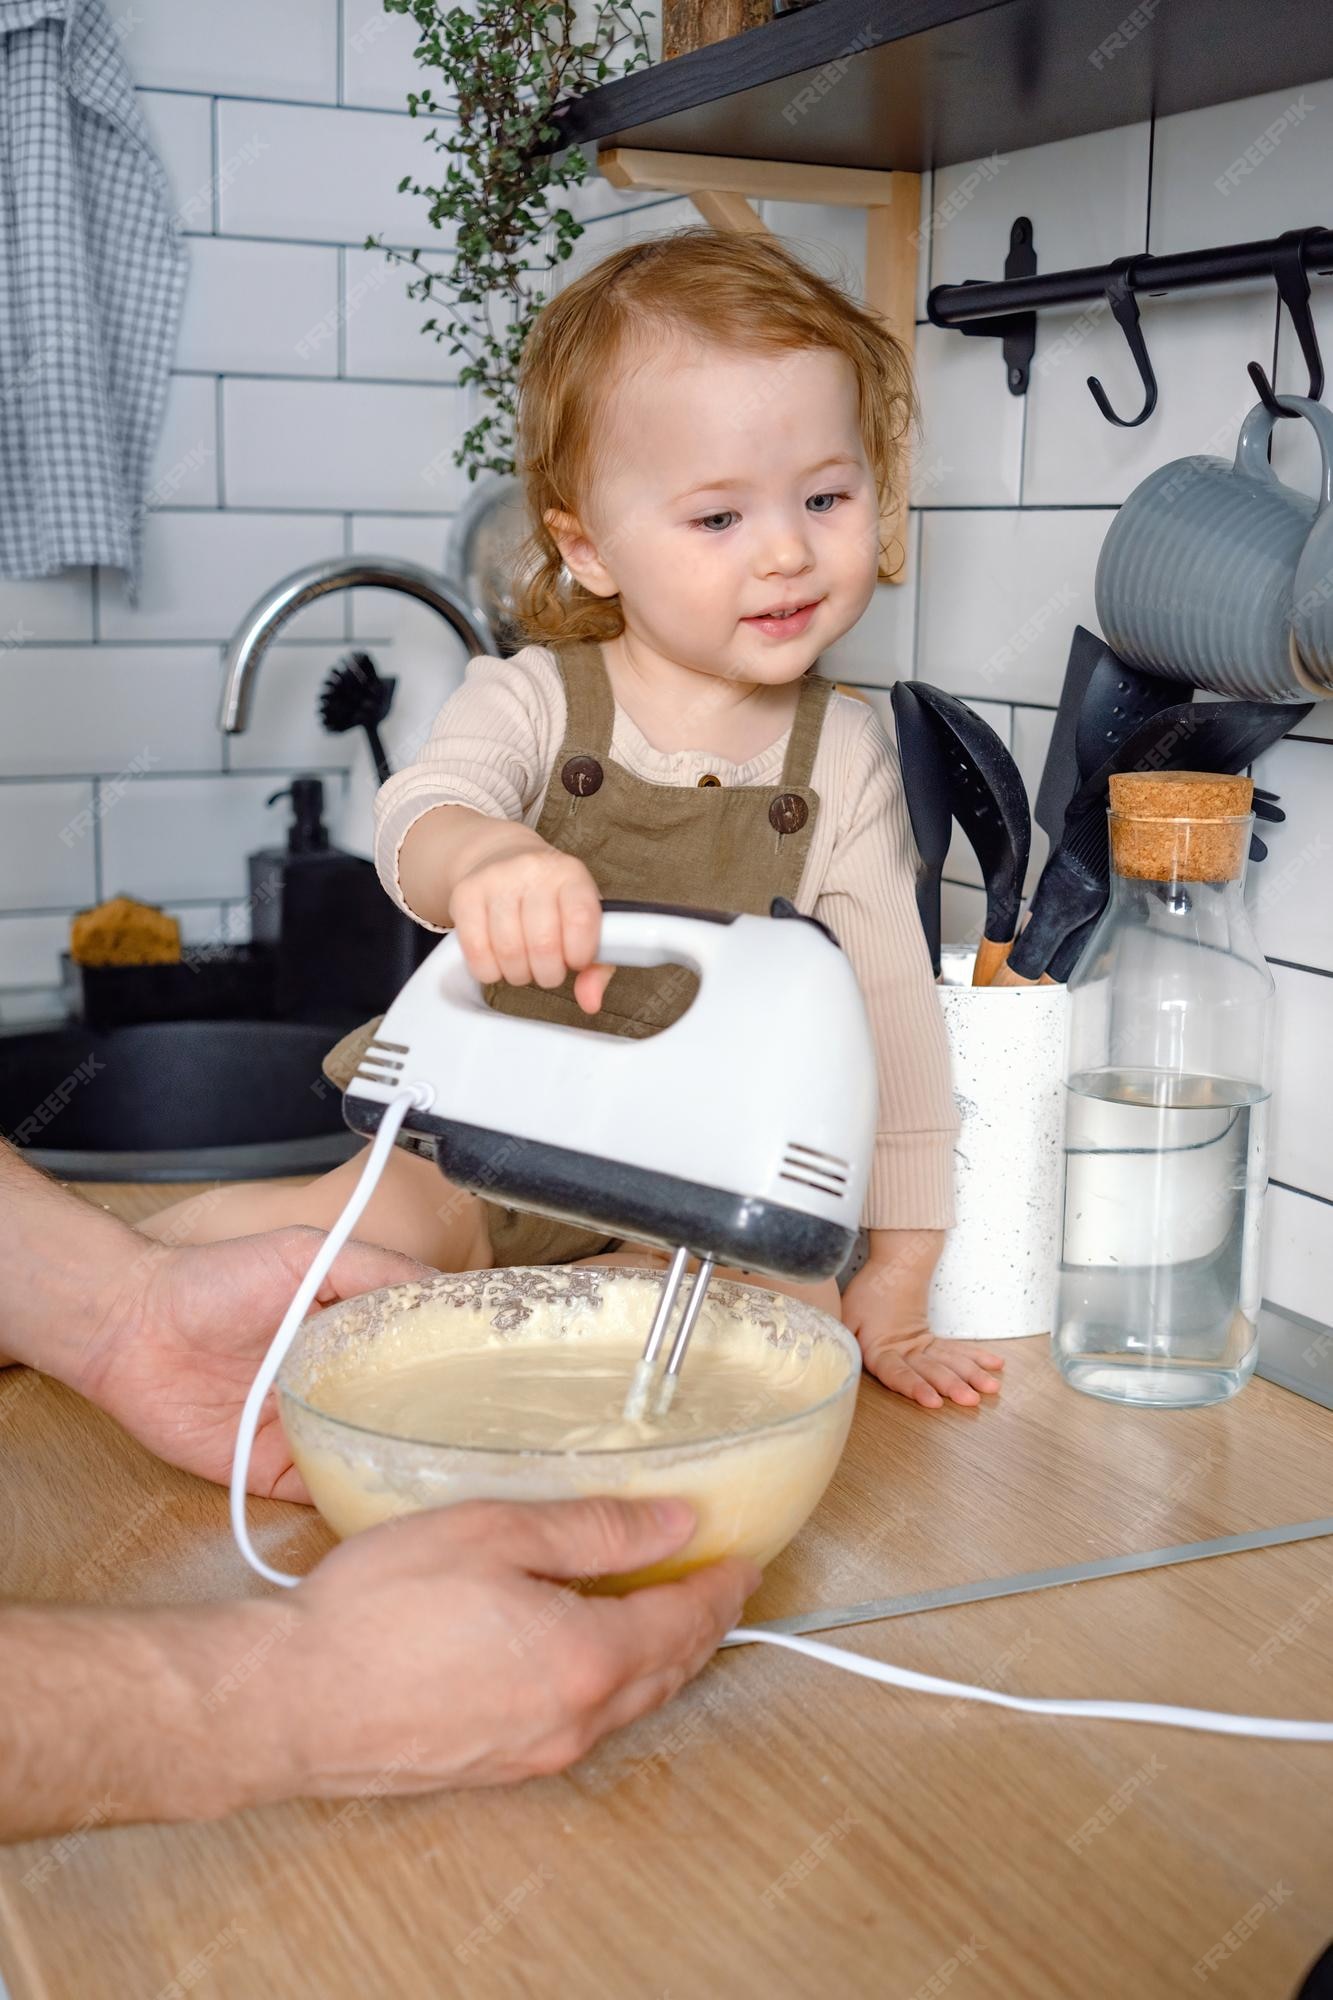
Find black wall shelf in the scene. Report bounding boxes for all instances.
[543,0,1333,177]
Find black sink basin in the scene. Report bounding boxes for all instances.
[0,1019,364,1181]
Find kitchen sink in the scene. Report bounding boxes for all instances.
[0,1019,364,1181]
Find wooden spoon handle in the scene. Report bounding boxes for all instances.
[990,959,1057,988]
[971,936,1014,986]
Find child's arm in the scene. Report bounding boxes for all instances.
[399,803,613,1010]
[841,1228,1004,1410]
[815,703,1003,1407]
[373,651,613,1008]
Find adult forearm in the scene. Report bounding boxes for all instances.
[0,1600,297,1842]
[395,803,548,928]
[0,1142,139,1380]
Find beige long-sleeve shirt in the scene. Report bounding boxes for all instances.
[373,646,958,1231]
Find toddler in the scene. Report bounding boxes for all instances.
[146,227,1003,1410]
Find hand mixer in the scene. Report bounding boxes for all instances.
[341,897,877,1419]
[228,897,1333,1744]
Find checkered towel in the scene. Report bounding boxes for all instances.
[0,0,188,592]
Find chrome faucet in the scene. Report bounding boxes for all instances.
[218,555,493,733]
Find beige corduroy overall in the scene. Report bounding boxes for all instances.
[322,638,831,1265]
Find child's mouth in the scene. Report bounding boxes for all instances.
[741,599,821,638]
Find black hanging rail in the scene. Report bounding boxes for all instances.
[927,225,1333,427]
[927,229,1333,327]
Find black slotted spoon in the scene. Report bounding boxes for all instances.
[910,683,1031,986]
[891,681,952,977]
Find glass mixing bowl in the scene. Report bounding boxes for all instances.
[278,1265,860,1591]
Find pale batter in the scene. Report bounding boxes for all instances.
[280,1275,858,1588]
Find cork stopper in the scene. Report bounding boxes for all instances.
[1108,770,1253,882]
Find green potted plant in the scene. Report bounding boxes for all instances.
[372,0,654,651]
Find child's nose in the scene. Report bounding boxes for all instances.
[759,522,815,573]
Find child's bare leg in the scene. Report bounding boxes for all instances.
[570,1241,842,1320]
[139,1144,493,1271]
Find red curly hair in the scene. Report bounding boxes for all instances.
[511,224,917,646]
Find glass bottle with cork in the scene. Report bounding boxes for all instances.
[1053,770,1272,1407]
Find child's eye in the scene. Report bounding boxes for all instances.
[807,491,849,514]
[692,510,737,532]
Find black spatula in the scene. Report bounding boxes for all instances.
[891,681,952,976]
[1074,650,1186,776]
[910,683,1031,986]
[996,699,1312,985]
[1033,627,1105,853]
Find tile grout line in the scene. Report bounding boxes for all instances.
[215,376,226,504]
[90,778,104,903]
[209,96,220,235]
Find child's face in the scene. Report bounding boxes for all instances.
[548,339,882,685]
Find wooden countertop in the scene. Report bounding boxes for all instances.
[4,1180,1333,1999]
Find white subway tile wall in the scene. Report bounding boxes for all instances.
[0,2,1327,1313]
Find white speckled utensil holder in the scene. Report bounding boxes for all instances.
[928,951,1069,1340]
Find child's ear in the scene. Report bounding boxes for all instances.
[544,508,618,601]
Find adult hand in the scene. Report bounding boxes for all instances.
[72,1225,432,1498]
[3,1493,759,1840]
[260,1495,757,1799]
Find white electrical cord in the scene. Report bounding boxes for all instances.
[722,1627,1333,1742]
[230,1104,1333,1738]
[229,1085,425,1588]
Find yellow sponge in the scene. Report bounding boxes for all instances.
[70,895,182,968]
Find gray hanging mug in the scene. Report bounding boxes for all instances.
[1094,393,1333,701]
[1291,432,1333,690]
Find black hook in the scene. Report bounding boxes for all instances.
[1087,261,1158,427]
[1247,226,1327,418]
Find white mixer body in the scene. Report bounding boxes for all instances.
[343,900,877,1280]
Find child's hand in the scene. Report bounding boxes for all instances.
[841,1228,1005,1410]
[449,829,615,1013]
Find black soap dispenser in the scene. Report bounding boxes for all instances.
[248,777,333,945]
[248,773,434,1025]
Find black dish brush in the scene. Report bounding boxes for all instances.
[319,651,397,783]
